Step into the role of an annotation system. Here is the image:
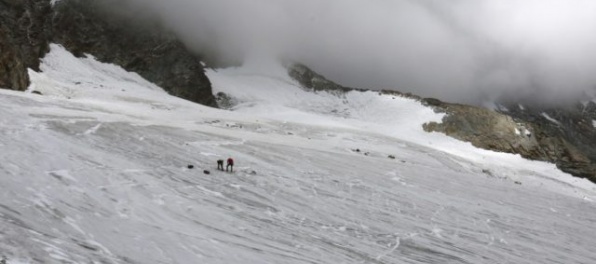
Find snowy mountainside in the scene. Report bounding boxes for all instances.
[1,45,596,263]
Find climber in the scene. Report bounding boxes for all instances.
[226,157,234,172]
[217,159,224,171]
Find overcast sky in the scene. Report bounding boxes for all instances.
[126,0,596,106]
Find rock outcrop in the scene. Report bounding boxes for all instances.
[422,99,596,181]
[501,102,596,179]
[0,0,52,90]
[0,0,216,107]
[288,63,596,182]
[288,63,365,93]
[50,0,216,107]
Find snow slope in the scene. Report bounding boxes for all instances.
[0,44,595,263]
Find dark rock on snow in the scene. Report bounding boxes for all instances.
[288,63,596,182]
[0,0,216,107]
[288,63,366,94]
[0,0,52,91]
[422,99,596,182]
[50,0,217,107]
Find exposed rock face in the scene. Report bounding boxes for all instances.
[288,63,419,99]
[288,63,365,93]
[50,0,216,107]
[288,63,596,182]
[422,99,596,182]
[501,102,596,179]
[0,0,216,106]
[0,26,28,90]
[0,0,52,90]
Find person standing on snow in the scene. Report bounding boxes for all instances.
[226,157,234,172]
[217,159,224,171]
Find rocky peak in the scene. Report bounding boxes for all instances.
[0,0,216,107]
[50,0,217,107]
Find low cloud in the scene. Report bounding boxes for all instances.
[124,0,596,106]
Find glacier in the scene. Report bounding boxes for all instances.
[0,45,595,263]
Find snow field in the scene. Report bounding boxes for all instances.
[0,44,594,263]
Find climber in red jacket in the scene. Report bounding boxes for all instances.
[226,157,234,172]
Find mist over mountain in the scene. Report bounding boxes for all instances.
[1,1,596,262]
[119,0,596,106]
[2,0,595,179]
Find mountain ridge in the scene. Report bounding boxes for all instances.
[287,63,596,182]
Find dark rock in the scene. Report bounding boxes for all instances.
[0,0,217,107]
[388,155,396,159]
[31,90,42,95]
[287,63,366,94]
[50,0,217,107]
[203,170,210,175]
[482,169,493,177]
[0,0,52,91]
[215,92,237,109]
[423,99,596,182]
[187,165,194,169]
[287,63,421,103]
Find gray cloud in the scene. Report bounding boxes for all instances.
[125,0,596,106]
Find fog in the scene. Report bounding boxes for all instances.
[125,0,596,106]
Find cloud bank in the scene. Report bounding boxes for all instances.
[124,0,596,106]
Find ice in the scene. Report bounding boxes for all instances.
[82,123,102,135]
[541,112,561,125]
[0,44,594,263]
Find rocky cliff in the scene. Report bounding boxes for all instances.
[0,0,216,106]
[422,99,596,182]
[288,63,596,183]
[0,0,52,91]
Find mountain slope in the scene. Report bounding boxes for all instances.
[2,0,594,184]
[286,64,596,182]
[0,0,216,106]
[2,45,594,263]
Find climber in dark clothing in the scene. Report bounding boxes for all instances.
[226,157,234,172]
[217,159,224,171]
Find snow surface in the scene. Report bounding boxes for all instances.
[541,113,561,125]
[1,44,595,263]
[593,120,596,128]
[518,104,525,111]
